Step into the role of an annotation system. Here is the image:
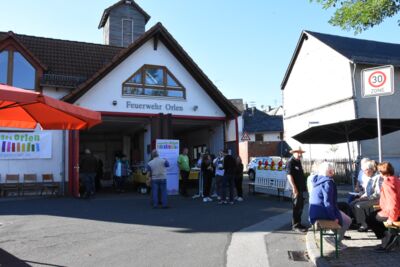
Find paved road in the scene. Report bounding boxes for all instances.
[0,192,292,267]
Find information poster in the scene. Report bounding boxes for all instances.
[0,132,52,159]
[156,139,180,195]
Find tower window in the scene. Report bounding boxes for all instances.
[123,65,186,99]
[122,19,133,47]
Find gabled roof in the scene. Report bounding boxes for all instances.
[281,30,400,90]
[0,32,47,71]
[98,0,151,29]
[243,107,283,133]
[0,31,124,88]
[62,22,240,118]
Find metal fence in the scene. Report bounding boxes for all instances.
[302,158,355,185]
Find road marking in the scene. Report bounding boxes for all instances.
[226,210,292,267]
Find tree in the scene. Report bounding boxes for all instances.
[311,0,400,34]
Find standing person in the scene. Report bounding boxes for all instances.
[147,149,170,209]
[235,156,244,202]
[286,147,308,232]
[113,153,131,193]
[309,162,352,250]
[201,154,214,202]
[178,147,190,197]
[220,150,236,205]
[79,148,98,199]
[213,150,225,200]
[366,162,400,252]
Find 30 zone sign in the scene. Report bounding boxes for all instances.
[361,65,394,98]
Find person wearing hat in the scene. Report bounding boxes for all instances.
[287,147,308,232]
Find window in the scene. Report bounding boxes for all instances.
[0,51,7,84]
[255,134,264,142]
[13,52,35,89]
[123,65,186,99]
[122,19,133,47]
[0,50,36,90]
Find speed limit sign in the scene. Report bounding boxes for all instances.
[361,65,394,98]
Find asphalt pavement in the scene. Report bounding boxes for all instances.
[0,189,297,267]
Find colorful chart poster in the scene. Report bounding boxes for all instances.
[0,132,52,159]
[156,139,180,195]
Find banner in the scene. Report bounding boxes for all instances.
[0,132,52,159]
[156,139,179,195]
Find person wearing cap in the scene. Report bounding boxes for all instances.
[286,147,308,232]
[79,148,98,199]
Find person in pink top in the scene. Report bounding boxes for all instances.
[366,162,400,252]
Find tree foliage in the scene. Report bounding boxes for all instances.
[311,0,400,34]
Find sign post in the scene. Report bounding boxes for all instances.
[361,65,394,162]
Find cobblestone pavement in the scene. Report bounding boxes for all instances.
[313,227,400,267]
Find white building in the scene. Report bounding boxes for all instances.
[0,0,239,196]
[282,30,400,164]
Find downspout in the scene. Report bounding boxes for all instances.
[235,116,239,156]
[350,62,359,190]
[61,130,66,195]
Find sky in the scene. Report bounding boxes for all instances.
[2,0,400,109]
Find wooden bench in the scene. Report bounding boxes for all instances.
[314,220,341,258]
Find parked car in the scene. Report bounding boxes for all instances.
[247,156,283,181]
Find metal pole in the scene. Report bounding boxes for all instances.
[345,126,355,191]
[376,96,383,162]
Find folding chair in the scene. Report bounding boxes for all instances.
[2,174,20,196]
[41,174,59,196]
[22,174,39,196]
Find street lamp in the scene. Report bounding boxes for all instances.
[308,121,319,161]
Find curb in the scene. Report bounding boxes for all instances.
[305,230,330,267]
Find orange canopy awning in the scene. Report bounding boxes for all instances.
[0,83,102,130]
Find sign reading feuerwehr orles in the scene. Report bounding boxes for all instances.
[361,65,394,98]
[0,132,52,159]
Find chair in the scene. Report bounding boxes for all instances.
[41,174,59,196]
[22,174,39,196]
[2,174,20,196]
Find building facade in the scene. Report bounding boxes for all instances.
[282,30,400,166]
[0,0,239,196]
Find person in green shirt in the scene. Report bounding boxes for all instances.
[178,147,190,197]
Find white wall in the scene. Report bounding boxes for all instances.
[76,40,225,118]
[284,99,357,159]
[0,130,65,183]
[42,86,70,100]
[246,132,281,142]
[283,34,353,118]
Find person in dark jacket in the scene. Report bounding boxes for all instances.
[220,150,236,205]
[201,153,214,202]
[79,148,98,199]
[309,162,352,250]
[235,156,244,201]
[287,147,307,232]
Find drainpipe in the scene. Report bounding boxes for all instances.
[61,130,66,195]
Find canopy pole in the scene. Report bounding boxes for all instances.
[345,126,355,191]
[376,96,383,162]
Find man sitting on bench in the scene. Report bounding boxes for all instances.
[309,162,352,250]
[366,162,400,253]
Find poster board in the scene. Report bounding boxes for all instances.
[156,139,180,195]
[0,132,52,159]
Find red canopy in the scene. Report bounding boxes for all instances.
[0,83,101,130]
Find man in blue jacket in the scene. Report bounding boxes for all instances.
[309,162,352,250]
